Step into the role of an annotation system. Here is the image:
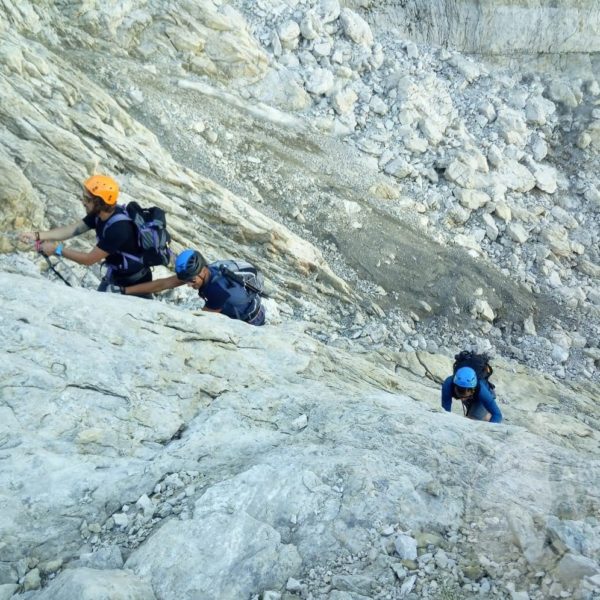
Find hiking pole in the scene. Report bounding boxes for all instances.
[35,241,72,287]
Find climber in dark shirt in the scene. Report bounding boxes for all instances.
[21,174,151,294]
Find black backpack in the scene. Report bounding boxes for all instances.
[452,350,494,388]
[104,202,172,268]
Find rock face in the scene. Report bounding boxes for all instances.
[358,0,600,56]
[0,273,599,600]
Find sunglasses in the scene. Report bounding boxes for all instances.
[455,386,475,397]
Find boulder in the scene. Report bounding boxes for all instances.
[35,568,156,600]
[339,8,373,47]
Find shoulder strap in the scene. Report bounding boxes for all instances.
[102,208,132,233]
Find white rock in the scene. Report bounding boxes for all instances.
[448,54,483,82]
[136,494,155,520]
[478,101,497,122]
[523,315,537,335]
[300,11,322,40]
[493,201,512,222]
[507,222,529,244]
[384,158,412,179]
[482,213,499,241]
[525,96,556,125]
[291,414,308,431]
[286,577,303,592]
[551,345,569,364]
[339,8,373,47]
[313,41,332,57]
[405,41,419,59]
[394,534,417,560]
[487,145,504,167]
[34,568,156,600]
[305,68,334,95]
[331,87,357,114]
[405,135,428,154]
[474,299,495,322]
[270,30,283,57]
[556,553,600,585]
[541,227,572,257]
[533,164,558,194]
[317,0,341,24]
[577,132,592,149]
[584,186,600,210]
[550,330,572,349]
[400,575,417,596]
[530,135,548,161]
[547,271,562,288]
[547,80,581,108]
[455,189,490,210]
[113,513,129,528]
[497,108,528,140]
[419,119,443,145]
[251,68,311,111]
[278,21,300,50]
[370,96,388,115]
[496,160,536,193]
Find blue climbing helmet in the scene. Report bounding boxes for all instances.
[454,366,477,389]
[175,249,206,281]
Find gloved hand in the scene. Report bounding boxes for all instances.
[106,284,125,294]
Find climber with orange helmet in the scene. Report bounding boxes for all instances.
[21,174,152,295]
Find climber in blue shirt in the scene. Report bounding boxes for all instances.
[122,249,266,326]
[441,366,503,423]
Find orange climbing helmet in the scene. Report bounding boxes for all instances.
[83,174,119,205]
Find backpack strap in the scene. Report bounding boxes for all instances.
[96,208,142,272]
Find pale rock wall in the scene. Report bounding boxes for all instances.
[349,0,600,56]
[0,272,598,599]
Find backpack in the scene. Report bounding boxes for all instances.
[103,202,172,268]
[452,350,495,415]
[212,260,267,297]
[452,350,494,388]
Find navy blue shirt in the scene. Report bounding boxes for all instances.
[83,207,143,275]
[199,264,259,321]
[441,376,503,423]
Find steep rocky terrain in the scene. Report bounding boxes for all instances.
[0,1,599,599]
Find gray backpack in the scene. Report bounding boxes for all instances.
[212,260,266,297]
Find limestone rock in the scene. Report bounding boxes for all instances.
[339,9,373,47]
[455,188,490,210]
[300,11,322,41]
[496,160,536,193]
[305,68,334,96]
[394,534,417,560]
[532,164,558,194]
[34,568,156,600]
[507,222,529,244]
[278,21,301,50]
[331,87,358,114]
[555,553,600,586]
[317,0,341,24]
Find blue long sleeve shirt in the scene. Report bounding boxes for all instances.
[441,376,503,423]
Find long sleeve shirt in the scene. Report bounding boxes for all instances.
[441,376,503,423]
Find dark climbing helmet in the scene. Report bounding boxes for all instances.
[175,249,206,281]
[453,366,477,390]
